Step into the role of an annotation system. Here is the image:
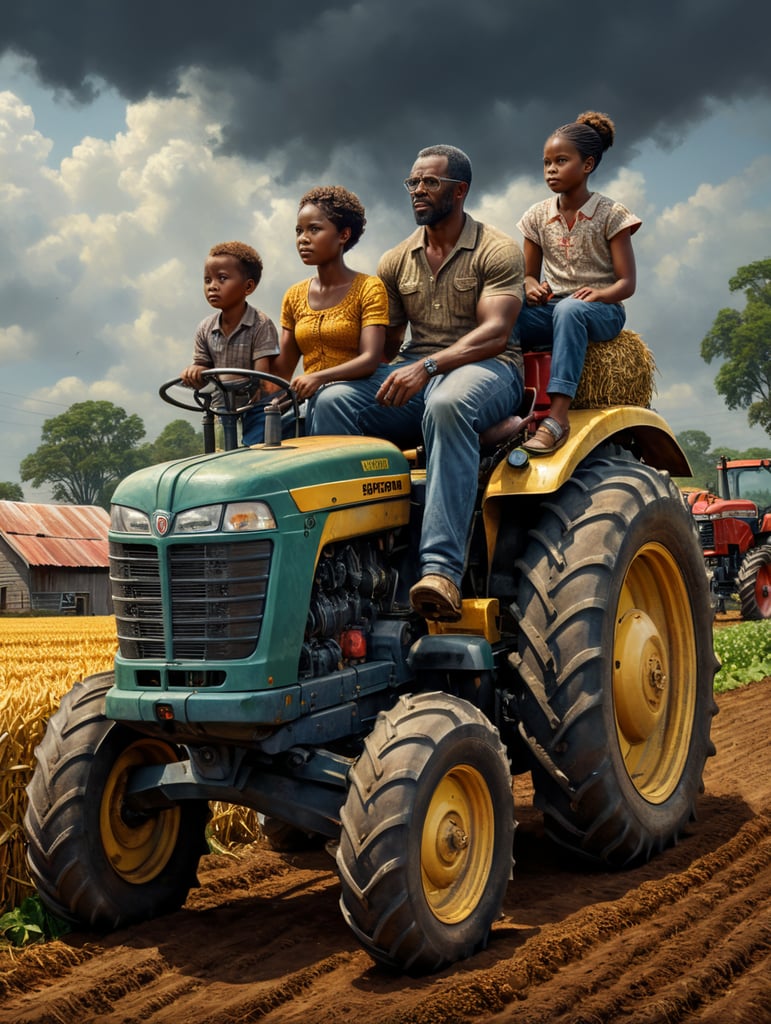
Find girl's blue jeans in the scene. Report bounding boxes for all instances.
[518,297,626,398]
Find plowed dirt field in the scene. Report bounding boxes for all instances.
[3,673,771,1024]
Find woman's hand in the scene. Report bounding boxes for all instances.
[291,372,325,400]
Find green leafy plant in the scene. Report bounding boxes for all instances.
[713,621,771,692]
[0,894,69,948]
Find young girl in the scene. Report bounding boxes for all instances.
[517,111,641,455]
[272,185,388,432]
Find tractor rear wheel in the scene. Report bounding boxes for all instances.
[337,692,514,974]
[514,452,718,867]
[737,542,771,619]
[24,673,210,928]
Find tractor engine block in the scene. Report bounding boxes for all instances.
[300,539,394,678]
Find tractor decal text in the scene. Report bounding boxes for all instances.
[290,474,412,513]
[361,458,390,472]
[362,479,403,496]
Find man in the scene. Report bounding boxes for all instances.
[312,145,524,621]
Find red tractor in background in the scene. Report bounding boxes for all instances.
[688,456,771,618]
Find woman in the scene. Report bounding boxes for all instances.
[273,185,388,432]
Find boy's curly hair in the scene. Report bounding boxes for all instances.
[298,186,366,252]
[208,241,263,285]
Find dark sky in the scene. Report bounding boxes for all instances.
[3,0,770,194]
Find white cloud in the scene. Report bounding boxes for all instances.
[0,324,26,361]
[1,79,770,498]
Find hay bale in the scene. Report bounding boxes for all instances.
[572,329,657,409]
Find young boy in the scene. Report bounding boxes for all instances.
[181,241,279,444]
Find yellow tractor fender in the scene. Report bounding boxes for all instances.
[482,406,690,563]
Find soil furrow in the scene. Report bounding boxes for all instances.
[1,676,770,1024]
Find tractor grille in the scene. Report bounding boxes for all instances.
[110,539,272,661]
[696,521,714,550]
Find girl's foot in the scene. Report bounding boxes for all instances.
[522,416,570,456]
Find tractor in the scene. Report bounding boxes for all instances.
[688,456,771,619]
[24,354,717,975]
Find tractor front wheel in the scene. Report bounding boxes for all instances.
[737,542,771,619]
[24,673,210,929]
[337,692,514,974]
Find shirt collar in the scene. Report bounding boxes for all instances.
[408,213,479,253]
[546,192,602,223]
[213,303,257,335]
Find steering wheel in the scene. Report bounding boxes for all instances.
[160,368,298,417]
[159,369,301,451]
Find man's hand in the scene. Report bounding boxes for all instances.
[376,362,428,406]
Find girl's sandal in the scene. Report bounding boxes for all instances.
[522,416,570,456]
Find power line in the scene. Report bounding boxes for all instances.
[0,406,50,419]
[0,390,71,408]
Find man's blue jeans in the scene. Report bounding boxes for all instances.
[518,298,626,398]
[311,357,523,588]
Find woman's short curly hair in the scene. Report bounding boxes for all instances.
[208,241,263,285]
[298,185,367,252]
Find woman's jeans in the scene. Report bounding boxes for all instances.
[311,357,523,588]
[518,297,626,398]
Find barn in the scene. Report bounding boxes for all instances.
[0,501,112,615]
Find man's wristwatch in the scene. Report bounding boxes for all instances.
[423,357,439,377]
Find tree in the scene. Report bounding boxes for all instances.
[20,401,146,508]
[701,259,771,437]
[0,482,24,501]
[137,419,203,466]
[675,430,717,490]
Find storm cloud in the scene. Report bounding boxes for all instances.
[3,0,770,193]
[0,0,770,496]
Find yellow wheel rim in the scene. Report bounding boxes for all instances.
[100,739,182,884]
[613,542,697,803]
[420,764,494,924]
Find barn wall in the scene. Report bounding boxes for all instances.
[0,541,31,611]
[28,567,113,615]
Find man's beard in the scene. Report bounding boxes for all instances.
[412,190,455,226]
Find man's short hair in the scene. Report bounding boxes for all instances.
[208,241,263,285]
[416,145,472,187]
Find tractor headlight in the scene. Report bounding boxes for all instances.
[110,505,151,534]
[172,504,223,533]
[171,501,276,534]
[222,502,276,532]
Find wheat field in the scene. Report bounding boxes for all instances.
[0,617,259,918]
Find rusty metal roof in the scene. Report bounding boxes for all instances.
[0,500,110,568]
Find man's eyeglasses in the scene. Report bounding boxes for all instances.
[403,175,465,193]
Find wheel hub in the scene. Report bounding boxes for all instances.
[420,765,494,924]
[614,609,668,743]
[423,806,471,888]
[436,816,469,861]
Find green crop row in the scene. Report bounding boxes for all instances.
[713,621,771,692]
